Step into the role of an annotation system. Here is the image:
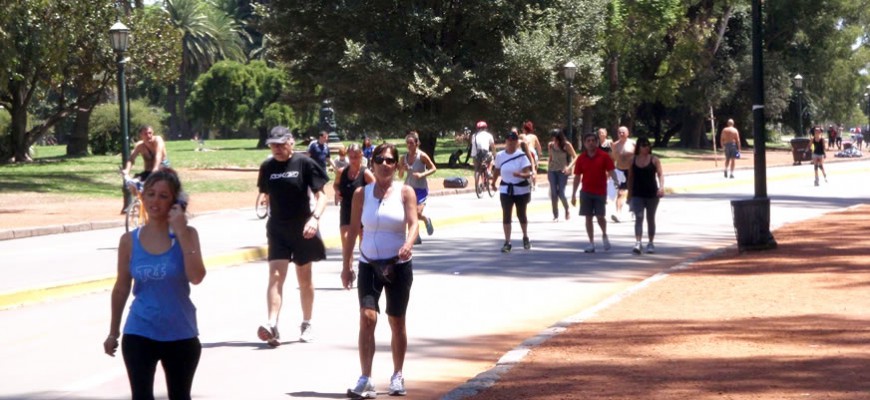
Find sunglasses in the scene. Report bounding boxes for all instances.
[373,155,398,165]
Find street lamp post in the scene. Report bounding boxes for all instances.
[794,74,803,137]
[563,62,577,145]
[110,21,131,210]
[865,85,870,133]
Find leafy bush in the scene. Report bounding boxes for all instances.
[89,100,168,154]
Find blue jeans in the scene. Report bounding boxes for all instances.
[548,170,569,218]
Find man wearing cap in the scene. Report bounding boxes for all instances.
[256,126,330,347]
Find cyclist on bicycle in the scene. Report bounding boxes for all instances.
[471,121,495,180]
[123,125,170,186]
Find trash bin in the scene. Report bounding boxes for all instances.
[789,138,811,165]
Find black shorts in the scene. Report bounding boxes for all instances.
[266,219,326,264]
[339,203,352,226]
[579,192,607,217]
[357,260,413,317]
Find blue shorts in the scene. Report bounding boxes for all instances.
[413,188,428,204]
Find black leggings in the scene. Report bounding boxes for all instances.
[122,334,201,400]
[500,193,530,224]
[631,197,660,239]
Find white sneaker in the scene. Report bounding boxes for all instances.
[300,322,313,343]
[632,242,642,255]
[388,372,407,396]
[584,243,596,253]
[602,236,611,251]
[348,376,377,399]
[257,324,280,348]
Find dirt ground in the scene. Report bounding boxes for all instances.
[0,149,802,230]
[468,204,870,400]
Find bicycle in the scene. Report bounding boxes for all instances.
[473,155,494,199]
[120,170,147,232]
[255,192,269,219]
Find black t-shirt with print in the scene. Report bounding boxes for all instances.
[257,154,329,223]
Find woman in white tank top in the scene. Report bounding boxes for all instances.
[340,143,419,397]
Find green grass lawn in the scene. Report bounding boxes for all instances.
[0,137,764,198]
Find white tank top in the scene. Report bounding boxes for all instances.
[359,181,410,262]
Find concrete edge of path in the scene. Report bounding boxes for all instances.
[440,203,866,400]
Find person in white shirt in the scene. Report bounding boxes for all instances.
[471,120,496,188]
[491,130,533,253]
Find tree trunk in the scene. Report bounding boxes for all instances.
[67,97,99,157]
[167,84,179,138]
[679,112,708,149]
[419,130,437,164]
[10,104,30,162]
[257,126,268,149]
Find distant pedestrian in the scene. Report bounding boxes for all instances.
[307,130,335,171]
[611,126,635,222]
[333,145,349,171]
[398,131,436,243]
[334,143,375,259]
[520,121,544,189]
[492,130,533,252]
[341,142,418,398]
[256,126,329,346]
[598,128,613,153]
[104,169,206,400]
[627,137,665,255]
[811,127,828,186]
[546,129,577,221]
[571,133,615,253]
[720,119,741,179]
[598,128,617,216]
[361,135,376,167]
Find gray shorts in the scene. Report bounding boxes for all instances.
[724,143,738,159]
[812,153,825,160]
[579,192,607,217]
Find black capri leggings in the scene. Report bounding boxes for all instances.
[500,193,531,224]
[122,334,201,400]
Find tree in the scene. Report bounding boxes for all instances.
[186,60,290,146]
[261,0,606,156]
[0,0,116,162]
[164,0,246,139]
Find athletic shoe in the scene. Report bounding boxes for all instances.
[501,243,512,253]
[414,235,422,245]
[632,242,642,255]
[257,324,281,347]
[584,244,596,253]
[646,243,656,254]
[610,214,620,223]
[347,376,377,399]
[724,170,727,178]
[602,236,611,251]
[300,322,313,343]
[814,178,819,187]
[730,174,734,179]
[388,372,407,396]
[424,218,434,236]
[522,236,531,250]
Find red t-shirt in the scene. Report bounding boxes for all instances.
[573,149,615,196]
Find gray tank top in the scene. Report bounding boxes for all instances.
[403,152,429,189]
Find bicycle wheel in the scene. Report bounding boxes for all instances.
[474,170,483,199]
[485,170,494,198]
[256,192,269,219]
[126,198,143,232]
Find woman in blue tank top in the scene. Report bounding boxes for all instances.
[104,169,206,400]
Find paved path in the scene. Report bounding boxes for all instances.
[0,159,867,399]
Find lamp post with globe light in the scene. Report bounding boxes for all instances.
[563,61,577,145]
[109,21,131,210]
[794,74,803,137]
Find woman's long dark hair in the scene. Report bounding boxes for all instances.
[551,129,567,152]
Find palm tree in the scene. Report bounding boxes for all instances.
[163,0,245,138]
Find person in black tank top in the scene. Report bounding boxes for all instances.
[333,144,375,250]
[810,127,827,186]
[626,137,665,255]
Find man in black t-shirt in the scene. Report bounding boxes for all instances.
[255,126,330,347]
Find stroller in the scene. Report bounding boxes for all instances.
[835,141,863,158]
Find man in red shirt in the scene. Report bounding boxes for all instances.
[571,133,616,253]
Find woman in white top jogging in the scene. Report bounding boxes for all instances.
[491,130,533,253]
[341,142,418,398]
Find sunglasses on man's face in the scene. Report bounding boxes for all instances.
[373,155,398,165]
